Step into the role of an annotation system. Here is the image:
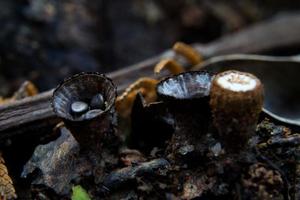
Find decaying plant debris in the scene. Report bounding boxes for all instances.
[0,152,17,199]
[6,63,298,200]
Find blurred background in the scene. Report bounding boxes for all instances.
[0,0,300,95]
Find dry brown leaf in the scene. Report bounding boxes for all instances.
[0,153,17,200]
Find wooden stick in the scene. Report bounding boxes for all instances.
[0,13,300,139]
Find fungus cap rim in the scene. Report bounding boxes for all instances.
[51,72,117,122]
[213,70,262,94]
[156,70,213,101]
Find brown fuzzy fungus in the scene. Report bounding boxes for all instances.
[210,70,264,151]
[0,153,17,200]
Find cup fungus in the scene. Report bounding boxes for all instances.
[52,72,117,151]
[210,70,264,152]
[156,71,213,159]
[157,71,212,132]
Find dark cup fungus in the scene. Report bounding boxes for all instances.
[156,71,213,159]
[210,70,264,152]
[157,71,212,133]
[52,72,117,151]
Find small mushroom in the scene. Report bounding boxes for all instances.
[210,70,264,152]
[156,71,213,159]
[156,71,212,135]
[52,72,117,152]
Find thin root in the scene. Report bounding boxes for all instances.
[116,78,158,117]
[154,59,184,75]
[0,81,38,104]
[173,42,203,65]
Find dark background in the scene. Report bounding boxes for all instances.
[0,0,299,95]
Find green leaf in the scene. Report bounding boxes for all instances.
[71,185,91,200]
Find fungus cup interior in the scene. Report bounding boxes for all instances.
[52,72,116,121]
[156,71,212,101]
